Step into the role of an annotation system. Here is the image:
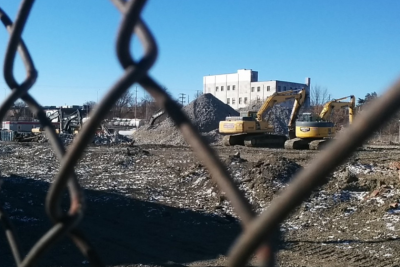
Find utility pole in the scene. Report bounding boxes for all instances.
[187,95,189,104]
[196,90,202,98]
[179,93,186,105]
[135,86,137,119]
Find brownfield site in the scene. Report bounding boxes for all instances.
[1,142,400,266]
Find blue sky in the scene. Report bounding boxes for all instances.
[0,0,399,106]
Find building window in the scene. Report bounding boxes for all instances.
[251,87,255,92]
[257,96,260,103]
[227,85,230,91]
[216,86,219,91]
[278,86,281,92]
[244,97,248,104]
[239,97,242,104]
[290,87,292,90]
[221,86,224,91]
[232,98,236,104]
[267,86,270,91]
[232,85,235,90]
[283,86,286,91]
[257,86,260,92]
[227,98,230,104]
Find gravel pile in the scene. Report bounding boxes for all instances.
[242,102,295,135]
[134,94,238,146]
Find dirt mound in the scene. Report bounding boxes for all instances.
[245,156,302,204]
[223,154,302,211]
[250,156,302,184]
[134,94,237,145]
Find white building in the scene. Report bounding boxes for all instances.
[203,69,310,109]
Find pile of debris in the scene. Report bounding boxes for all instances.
[134,94,239,146]
[15,132,134,146]
[92,132,133,145]
[240,103,295,135]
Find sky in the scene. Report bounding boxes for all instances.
[0,0,399,107]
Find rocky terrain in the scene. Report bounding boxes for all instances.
[1,94,400,266]
[0,141,400,266]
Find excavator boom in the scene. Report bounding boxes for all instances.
[287,89,306,138]
[256,89,306,122]
[319,95,355,121]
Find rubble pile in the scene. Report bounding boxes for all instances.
[27,132,134,146]
[134,94,239,145]
[242,103,294,134]
[92,132,133,145]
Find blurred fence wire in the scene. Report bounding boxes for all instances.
[1,0,400,266]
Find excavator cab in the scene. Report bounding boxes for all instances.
[297,112,325,122]
[246,111,257,120]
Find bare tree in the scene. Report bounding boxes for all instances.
[194,90,203,99]
[140,93,158,120]
[83,101,96,109]
[310,85,331,114]
[82,101,97,117]
[11,100,28,121]
[112,90,134,118]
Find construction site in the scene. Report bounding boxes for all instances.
[1,92,400,266]
[1,1,399,266]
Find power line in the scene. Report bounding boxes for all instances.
[179,93,186,105]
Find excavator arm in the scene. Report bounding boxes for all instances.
[319,95,355,123]
[256,89,306,122]
[287,89,307,138]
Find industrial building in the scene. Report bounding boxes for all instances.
[203,69,310,109]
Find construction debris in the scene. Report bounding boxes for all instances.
[134,94,239,145]
[0,136,400,266]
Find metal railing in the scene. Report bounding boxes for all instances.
[1,1,399,266]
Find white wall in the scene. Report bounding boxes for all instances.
[203,70,310,109]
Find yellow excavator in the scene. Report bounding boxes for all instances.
[219,88,306,147]
[284,95,355,150]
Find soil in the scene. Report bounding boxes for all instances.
[0,142,400,266]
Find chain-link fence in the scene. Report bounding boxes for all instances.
[1,0,400,266]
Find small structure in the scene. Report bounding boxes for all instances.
[2,121,43,132]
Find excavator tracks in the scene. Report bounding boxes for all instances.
[284,138,331,150]
[223,134,287,148]
[284,138,310,150]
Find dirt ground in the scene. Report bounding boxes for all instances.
[0,142,400,266]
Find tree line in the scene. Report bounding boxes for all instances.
[4,89,204,122]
